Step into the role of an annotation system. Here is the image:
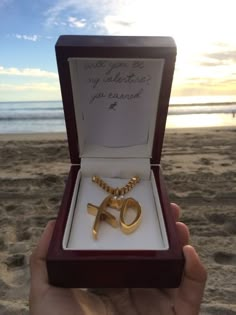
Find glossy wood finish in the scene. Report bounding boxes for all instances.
[55,35,176,164]
[47,36,184,288]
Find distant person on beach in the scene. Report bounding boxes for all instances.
[29,203,207,315]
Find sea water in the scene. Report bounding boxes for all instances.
[0,101,65,133]
[0,100,235,134]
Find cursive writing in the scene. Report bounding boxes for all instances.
[104,72,151,85]
[85,59,152,106]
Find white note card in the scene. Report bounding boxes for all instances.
[69,58,164,148]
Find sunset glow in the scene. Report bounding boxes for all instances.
[0,0,236,103]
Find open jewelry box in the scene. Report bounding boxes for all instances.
[46,35,184,288]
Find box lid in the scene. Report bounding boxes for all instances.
[56,35,176,165]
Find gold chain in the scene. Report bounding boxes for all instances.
[92,175,140,196]
[89,175,142,239]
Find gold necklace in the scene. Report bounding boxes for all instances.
[87,176,142,240]
[92,175,140,196]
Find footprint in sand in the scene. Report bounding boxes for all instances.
[214,252,236,265]
[220,163,231,167]
[199,157,213,166]
[0,279,9,297]
[5,254,25,268]
[206,213,236,235]
[224,219,236,235]
[206,213,226,224]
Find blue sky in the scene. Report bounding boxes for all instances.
[0,0,236,102]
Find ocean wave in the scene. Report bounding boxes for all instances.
[0,112,64,120]
[168,105,236,115]
[1,107,63,111]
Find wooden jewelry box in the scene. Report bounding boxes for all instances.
[46,35,185,288]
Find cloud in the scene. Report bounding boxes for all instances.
[68,16,86,28]
[0,82,59,92]
[193,48,236,70]
[202,51,236,65]
[15,34,39,42]
[44,0,112,27]
[200,60,223,67]
[45,36,54,40]
[0,66,58,79]
[43,0,236,45]
[172,75,236,97]
[0,82,60,101]
[103,15,134,34]
[0,0,12,9]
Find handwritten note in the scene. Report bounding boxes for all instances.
[69,58,164,147]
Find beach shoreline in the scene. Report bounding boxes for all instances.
[0,127,236,314]
[0,124,235,140]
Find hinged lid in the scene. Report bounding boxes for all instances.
[56,35,176,165]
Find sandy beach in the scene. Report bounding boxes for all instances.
[0,127,236,314]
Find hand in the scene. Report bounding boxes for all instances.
[29,203,207,315]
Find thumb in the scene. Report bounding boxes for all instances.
[175,245,207,314]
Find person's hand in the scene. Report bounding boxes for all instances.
[29,203,207,315]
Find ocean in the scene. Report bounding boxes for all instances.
[0,100,235,134]
[0,101,65,134]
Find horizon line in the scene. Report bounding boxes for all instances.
[1,100,236,106]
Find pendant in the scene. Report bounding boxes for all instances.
[119,198,142,234]
[87,195,142,239]
[87,195,119,240]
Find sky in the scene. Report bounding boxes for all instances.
[0,0,236,103]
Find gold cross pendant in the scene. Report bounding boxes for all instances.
[87,195,119,239]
